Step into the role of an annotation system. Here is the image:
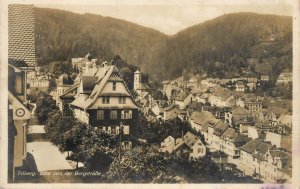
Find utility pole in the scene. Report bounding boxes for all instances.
[119,122,123,162]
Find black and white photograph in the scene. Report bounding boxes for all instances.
[1,0,299,188]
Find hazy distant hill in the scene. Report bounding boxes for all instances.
[34,8,292,81]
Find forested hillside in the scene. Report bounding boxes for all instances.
[153,13,292,80]
[34,8,165,72]
[34,8,292,81]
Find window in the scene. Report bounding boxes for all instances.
[112,82,116,91]
[97,110,104,120]
[119,97,126,104]
[122,141,131,149]
[121,110,132,119]
[102,97,110,104]
[110,110,117,120]
[123,125,130,134]
[111,127,116,135]
[116,126,120,134]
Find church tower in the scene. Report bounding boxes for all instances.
[134,70,142,90]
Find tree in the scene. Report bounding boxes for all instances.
[71,129,118,171]
[27,88,48,103]
[140,118,189,144]
[106,146,177,183]
[60,121,87,157]
[44,110,74,146]
[35,93,58,123]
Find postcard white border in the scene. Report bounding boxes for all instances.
[1,0,299,188]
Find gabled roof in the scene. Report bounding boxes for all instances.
[161,135,175,146]
[174,132,202,151]
[9,5,36,66]
[173,138,185,151]
[183,132,201,148]
[239,138,261,154]
[8,91,31,120]
[221,127,236,140]
[233,133,252,143]
[240,138,273,156]
[190,111,218,126]
[255,141,273,155]
[212,86,233,101]
[164,108,179,120]
[60,84,78,98]
[81,76,98,93]
[213,121,229,136]
[71,65,138,110]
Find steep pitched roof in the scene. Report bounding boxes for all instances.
[221,127,236,140]
[239,138,261,154]
[173,132,202,151]
[255,141,273,155]
[213,121,229,136]
[8,4,36,66]
[8,91,31,120]
[240,138,273,156]
[60,84,78,98]
[81,76,98,93]
[71,65,138,110]
[173,138,185,151]
[183,132,201,148]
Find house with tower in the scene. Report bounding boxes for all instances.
[68,53,139,149]
[133,69,154,95]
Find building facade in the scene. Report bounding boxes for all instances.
[70,56,139,149]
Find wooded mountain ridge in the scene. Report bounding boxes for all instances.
[34,7,292,81]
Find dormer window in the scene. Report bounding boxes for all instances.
[113,82,116,91]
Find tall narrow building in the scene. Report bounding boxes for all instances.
[134,70,142,91]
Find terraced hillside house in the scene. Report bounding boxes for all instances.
[70,54,139,149]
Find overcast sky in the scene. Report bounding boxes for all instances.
[36,1,293,35]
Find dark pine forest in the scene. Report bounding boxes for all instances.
[34,8,292,81]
